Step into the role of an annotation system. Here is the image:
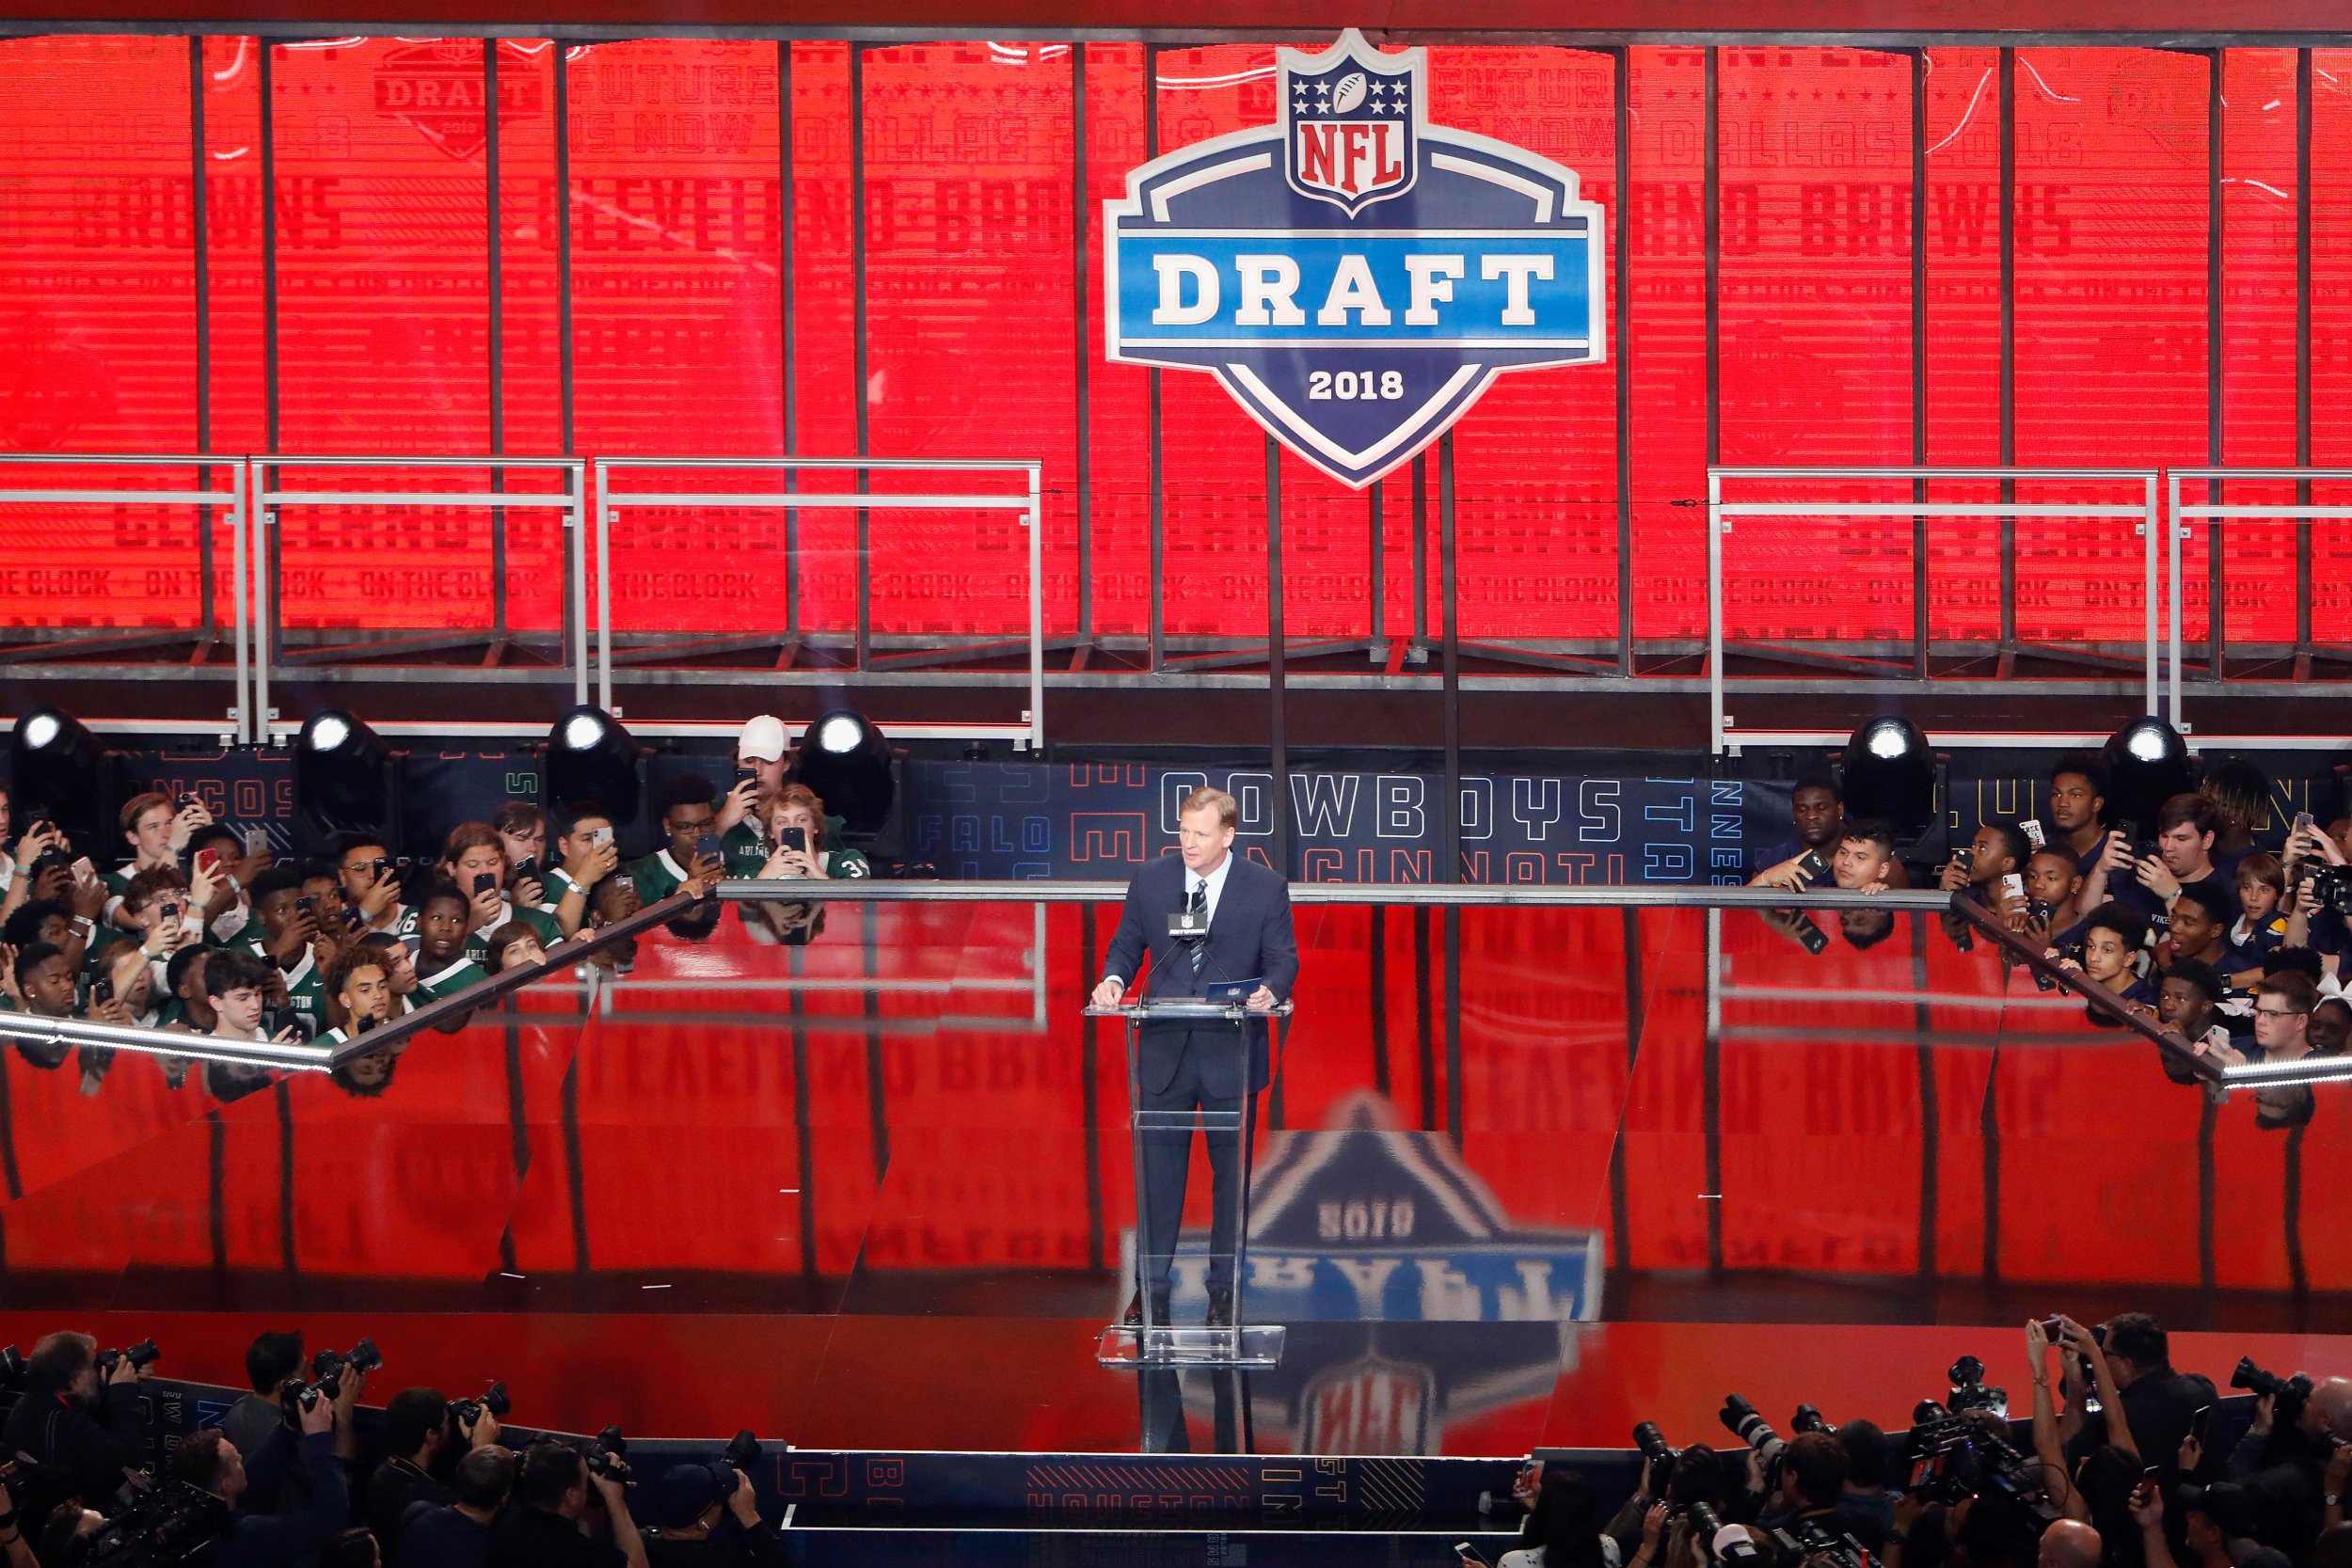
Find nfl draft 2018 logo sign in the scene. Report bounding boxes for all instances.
[1105,31,1606,489]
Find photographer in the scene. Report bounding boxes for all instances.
[398,1446,515,1568]
[0,1332,151,1515]
[172,1397,346,1568]
[2061,1317,2213,1491]
[1764,1431,1885,1555]
[642,1463,788,1566]
[222,1331,306,1464]
[1497,1466,1612,1568]
[0,1463,40,1568]
[487,1441,647,1568]
[365,1389,459,1554]
[2219,1373,2350,1553]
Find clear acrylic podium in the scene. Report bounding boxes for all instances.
[1087,996,1289,1370]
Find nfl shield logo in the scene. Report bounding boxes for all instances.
[1104,30,1606,489]
[1282,36,1417,216]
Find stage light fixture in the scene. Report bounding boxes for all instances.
[2101,716,2191,830]
[294,707,399,847]
[544,705,642,825]
[8,705,113,851]
[1839,715,1937,839]
[796,707,902,853]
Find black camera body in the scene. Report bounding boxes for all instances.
[585,1426,629,1482]
[1791,1403,1832,1435]
[96,1338,161,1376]
[2230,1356,2313,1422]
[2304,866,2352,919]
[1770,1518,1870,1568]
[70,1479,230,1568]
[448,1381,511,1433]
[309,1338,382,1402]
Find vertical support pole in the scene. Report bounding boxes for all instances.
[1145,45,1164,673]
[261,40,278,453]
[1028,464,1046,752]
[556,44,580,702]
[190,38,216,652]
[1613,45,1635,678]
[1266,437,1289,879]
[2296,48,2313,664]
[2207,49,2225,689]
[850,44,870,671]
[1704,46,1719,474]
[588,463,603,711]
[1912,47,1930,681]
[1073,45,1092,650]
[1999,48,2017,653]
[556,46,575,456]
[1439,434,1460,882]
[1708,469,1724,752]
[1411,453,1429,652]
[1369,481,1385,653]
[780,41,799,645]
[2167,472,2182,724]
[485,38,508,650]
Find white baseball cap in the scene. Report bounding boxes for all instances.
[737,715,789,764]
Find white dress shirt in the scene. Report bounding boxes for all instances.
[1185,850,1234,928]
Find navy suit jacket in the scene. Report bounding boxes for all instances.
[1102,851,1300,1099]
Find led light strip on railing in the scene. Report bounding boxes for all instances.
[712,879,1948,910]
[0,1010,333,1071]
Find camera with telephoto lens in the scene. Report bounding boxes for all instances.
[1791,1402,1832,1435]
[1719,1393,1788,1485]
[1,1343,26,1386]
[309,1338,381,1400]
[585,1426,630,1481]
[448,1380,511,1433]
[96,1338,161,1376]
[2230,1356,2313,1423]
[69,1478,230,1568]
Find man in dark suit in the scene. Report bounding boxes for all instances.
[1092,785,1299,1330]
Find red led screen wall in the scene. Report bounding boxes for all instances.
[3,39,2350,652]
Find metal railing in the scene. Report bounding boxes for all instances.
[2167,466,2352,715]
[594,456,1045,751]
[248,455,590,727]
[0,453,250,738]
[1708,466,2163,754]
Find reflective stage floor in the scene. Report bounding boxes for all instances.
[3,897,2347,1455]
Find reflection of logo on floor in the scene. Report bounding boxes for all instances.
[1144,1089,1602,1323]
[373,42,543,162]
[1299,1353,1433,1453]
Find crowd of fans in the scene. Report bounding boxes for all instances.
[0,716,873,1065]
[1495,1314,2350,1568]
[1745,755,2351,1105]
[0,1328,786,1568]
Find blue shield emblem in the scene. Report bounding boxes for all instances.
[1105,31,1606,489]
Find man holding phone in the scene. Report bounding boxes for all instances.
[629,775,727,902]
[545,803,627,938]
[2080,794,2233,935]
[243,865,331,1038]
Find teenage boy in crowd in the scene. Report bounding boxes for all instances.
[2048,753,2112,877]
[321,950,395,1047]
[2082,794,2233,936]
[333,832,415,943]
[107,791,213,900]
[2058,903,2158,1011]
[630,775,728,903]
[412,882,488,1000]
[1939,820,2033,912]
[243,866,334,1039]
